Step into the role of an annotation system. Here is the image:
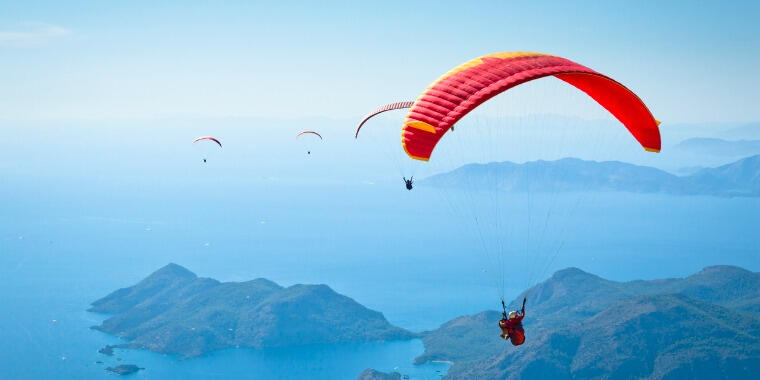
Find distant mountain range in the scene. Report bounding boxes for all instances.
[674,138,760,157]
[414,265,760,379]
[89,264,415,357]
[713,123,760,141]
[422,155,760,197]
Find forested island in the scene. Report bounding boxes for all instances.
[89,264,415,358]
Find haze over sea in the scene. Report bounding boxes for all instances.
[2,1,759,378]
[1,117,758,379]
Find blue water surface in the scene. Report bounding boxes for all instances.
[1,153,759,379]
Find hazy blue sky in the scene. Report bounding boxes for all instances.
[1,0,758,123]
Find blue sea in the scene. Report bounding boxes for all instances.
[2,179,759,379]
[2,120,759,379]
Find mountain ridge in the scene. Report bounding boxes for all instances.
[451,294,760,379]
[674,137,760,157]
[422,155,760,197]
[89,264,416,357]
[415,265,760,379]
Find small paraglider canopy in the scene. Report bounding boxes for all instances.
[192,136,222,148]
[355,101,414,138]
[296,131,322,155]
[192,136,221,163]
[296,131,322,140]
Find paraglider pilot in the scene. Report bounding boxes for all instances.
[499,297,526,346]
[403,176,413,190]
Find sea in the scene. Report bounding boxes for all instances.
[2,179,758,379]
[1,119,759,379]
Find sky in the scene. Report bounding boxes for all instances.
[0,1,758,124]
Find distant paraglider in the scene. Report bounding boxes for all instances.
[355,102,420,187]
[192,136,222,163]
[192,136,222,148]
[296,131,322,140]
[355,101,414,138]
[296,131,322,155]
[403,176,413,190]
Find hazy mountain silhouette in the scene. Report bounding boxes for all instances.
[422,155,760,197]
[685,155,760,196]
[674,137,760,157]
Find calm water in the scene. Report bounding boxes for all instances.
[1,177,759,378]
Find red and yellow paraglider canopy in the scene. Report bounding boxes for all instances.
[402,52,661,161]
